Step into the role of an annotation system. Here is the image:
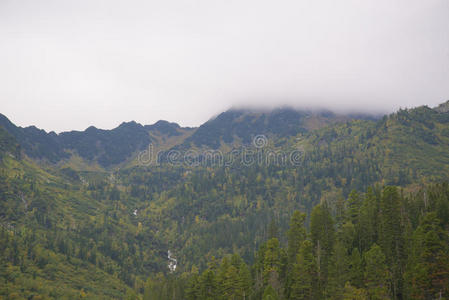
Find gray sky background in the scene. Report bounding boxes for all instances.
[1,0,448,132]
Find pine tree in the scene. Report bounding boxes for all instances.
[342,282,368,300]
[186,266,200,300]
[144,277,152,300]
[198,268,217,299]
[311,203,335,297]
[327,240,350,299]
[378,186,405,298]
[364,244,389,300]
[286,211,307,298]
[290,240,317,300]
[262,284,279,300]
[222,265,241,299]
[347,248,363,289]
[287,211,307,264]
[268,219,279,240]
[263,238,282,282]
[356,187,378,252]
[239,261,252,299]
[405,212,449,299]
[263,238,283,298]
[347,190,361,225]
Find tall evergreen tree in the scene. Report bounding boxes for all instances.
[263,284,279,300]
[239,261,252,299]
[347,190,361,225]
[186,266,200,300]
[356,187,378,252]
[378,186,405,299]
[290,240,317,300]
[263,238,284,298]
[286,211,307,298]
[311,202,335,297]
[405,212,449,299]
[268,219,279,240]
[198,268,217,299]
[327,240,350,299]
[348,249,363,288]
[364,244,389,300]
[287,211,307,266]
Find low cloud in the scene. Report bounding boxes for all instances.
[1,0,448,132]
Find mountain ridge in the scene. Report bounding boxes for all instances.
[0,106,382,168]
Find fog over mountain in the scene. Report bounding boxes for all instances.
[1,0,448,132]
[2,2,449,297]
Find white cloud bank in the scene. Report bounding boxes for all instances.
[1,0,448,131]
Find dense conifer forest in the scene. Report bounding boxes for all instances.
[1,103,449,299]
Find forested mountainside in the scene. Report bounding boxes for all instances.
[1,102,449,299]
[0,108,376,168]
[146,184,449,300]
[0,114,194,167]
[178,108,378,149]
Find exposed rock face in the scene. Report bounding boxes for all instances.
[434,100,449,113]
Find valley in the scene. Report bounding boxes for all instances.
[1,103,449,299]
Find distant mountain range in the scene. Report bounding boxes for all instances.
[0,107,380,168]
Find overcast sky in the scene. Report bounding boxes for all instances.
[1,0,448,132]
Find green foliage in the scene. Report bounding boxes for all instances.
[348,249,363,288]
[379,186,406,298]
[342,282,368,300]
[290,240,317,300]
[364,244,389,299]
[2,104,449,298]
[405,212,449,299]
[286,211,306,297]
[310,203,334,296]
[183,254,252,300]
[262,284,279,300]
[287,211,306,266]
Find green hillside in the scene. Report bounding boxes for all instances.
[1,103,449,299]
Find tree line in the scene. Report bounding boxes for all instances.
[143,184,449,299]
